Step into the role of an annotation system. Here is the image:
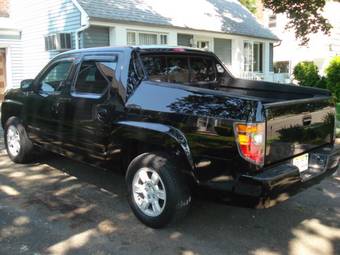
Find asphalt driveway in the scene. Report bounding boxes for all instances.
[0,126,339,255]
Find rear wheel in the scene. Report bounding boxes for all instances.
[126,152,191,228]
[4,118,34,163]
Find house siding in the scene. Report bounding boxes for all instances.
[81,26,110,48]
[11,0,82,80]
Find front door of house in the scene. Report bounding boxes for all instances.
[0,49,6,101]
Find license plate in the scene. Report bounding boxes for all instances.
[293,153,309,172]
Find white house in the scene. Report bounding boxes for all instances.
[262,0,340,82]
[2,0,278,93]
[0,0,22,100]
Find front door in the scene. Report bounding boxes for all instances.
[24,58,75,145]
[0,49,6,101]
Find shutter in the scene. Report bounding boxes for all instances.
[214,38,232,65]
[177,34,193,47]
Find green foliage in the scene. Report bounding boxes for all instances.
[336,103,340,116]
[263,0,332,45]
[337,103,340,137]
[239,0,257,14]
[293,61,324,88]
[294,58,340,137]
[325,56,340,102]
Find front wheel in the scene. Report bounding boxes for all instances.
[4,118,34,163]
[126,152,191,228]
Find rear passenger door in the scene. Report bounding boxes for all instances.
[62,54,122,160]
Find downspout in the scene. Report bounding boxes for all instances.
[71,0,90,49]
[75,19,90,49]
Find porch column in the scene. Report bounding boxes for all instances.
[109,26,127,46]
[263,41,273,81]
[232,38,243,78]
[168,31,177,46]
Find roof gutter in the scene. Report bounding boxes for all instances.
[71,0,90,49]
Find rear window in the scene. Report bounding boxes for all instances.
[190,57,216,83]
[141,54,220,85]
[141,55,167,82]
[167,56,190,84]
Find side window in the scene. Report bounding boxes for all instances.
[74,60,117,95]
[39,61,72,94]
[190,57,216,83]
[167,56,189,84]
[127,53,144,96]
[141,55,167,82]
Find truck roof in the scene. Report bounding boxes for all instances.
[57,45,209,58]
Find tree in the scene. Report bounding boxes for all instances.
[293,61,325,88]
[325,56,340,102]
[239,0,257,14]
[263,0,332,45]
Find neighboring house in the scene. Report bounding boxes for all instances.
[262,0,340,83]
[4,0,278,92]
[0,0,22,100]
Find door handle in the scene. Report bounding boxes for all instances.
[97,108,109,121]
[51,102,61,115]
[303,116,312,126]
[51,98,71,115]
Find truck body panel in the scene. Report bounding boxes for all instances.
[1,46,339,207]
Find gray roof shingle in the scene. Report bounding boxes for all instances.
[76,0,279,41]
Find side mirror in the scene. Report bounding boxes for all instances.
[20,79,34,92]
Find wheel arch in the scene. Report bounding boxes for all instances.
[1,100,24,129]
[113,121,197,183]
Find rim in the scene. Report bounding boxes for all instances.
[132,167,166,217]
[7,125,21,157]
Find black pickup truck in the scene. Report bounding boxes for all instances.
[1,46,339,228]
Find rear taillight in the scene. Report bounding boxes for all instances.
[234,123,265,166]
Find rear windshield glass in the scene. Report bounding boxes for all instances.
[141,53,224,86]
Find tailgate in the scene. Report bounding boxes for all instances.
[265,97,335,165]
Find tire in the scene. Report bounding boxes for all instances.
[4,117,34,163]
[126,152,191,228]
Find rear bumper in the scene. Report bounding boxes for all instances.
[233,144,340,208]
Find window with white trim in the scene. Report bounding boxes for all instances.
[126,31,168,46]
[268,15,277,28]
[127,32,136,46]
[244,41,263,73]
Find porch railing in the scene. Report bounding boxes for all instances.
[239,72,291,83]
[239,72,264,81]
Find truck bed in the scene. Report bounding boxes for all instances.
[221,78,335,166]
[220,78,331,103]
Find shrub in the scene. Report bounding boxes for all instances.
[336,103,340,138]
[293,61,324,88]
[336,103,340,116]
[325,56,340,103]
